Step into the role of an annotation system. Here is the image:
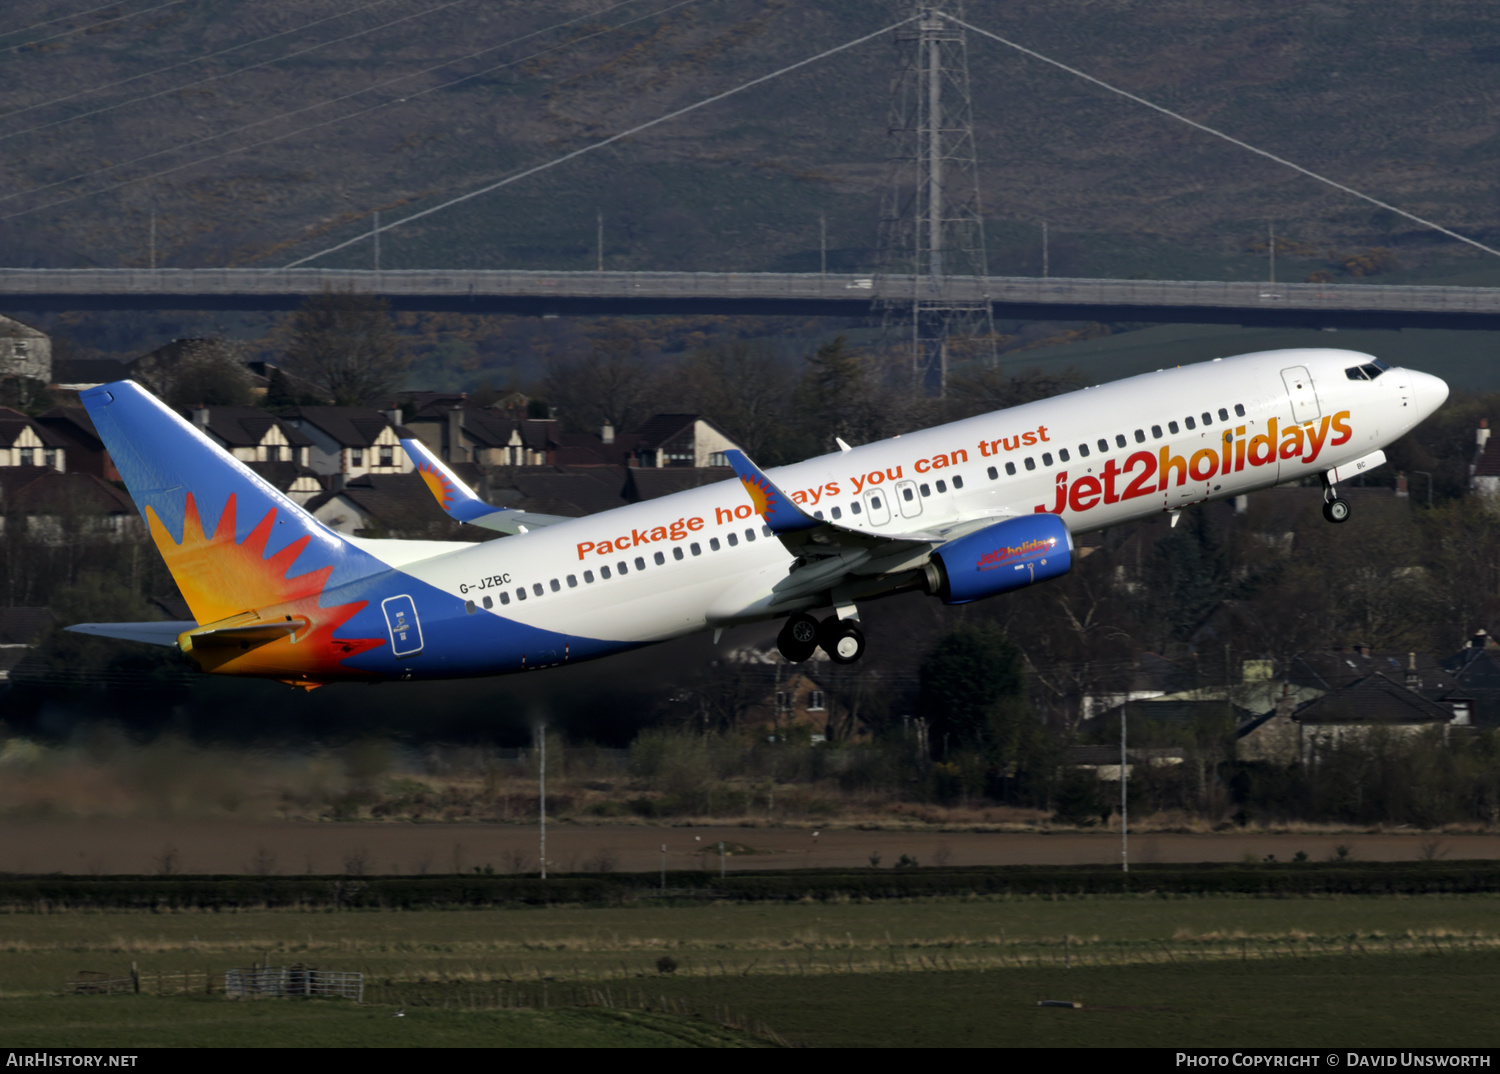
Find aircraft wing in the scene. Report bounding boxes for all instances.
[401,438,573,534]
[723,449,1008,604]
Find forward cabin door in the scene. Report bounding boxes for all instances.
[1281,366,1322,425]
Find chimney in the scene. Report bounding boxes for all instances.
[1406,651,1421,689]
[1233,494,1248,514]
[192,407,210,428]
[601,422,615,445]
[385,408,401,429]
[1472,629,1489,650]
[446,408,466,463]
[1396,471,1409,498]
[1479,419,1491,452]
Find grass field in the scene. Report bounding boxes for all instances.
[3,894,1499,1047]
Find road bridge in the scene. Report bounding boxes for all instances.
[0,269,1498,330]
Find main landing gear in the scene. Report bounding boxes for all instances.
[776,611,866,665]
[1322,473,1351,524]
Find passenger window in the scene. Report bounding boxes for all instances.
[710,537,721,550]
[1024,457,1036,471]
[871,495,883,510]
[815,509,826,519]
[952,475,963,489]
[1078,443,1090,457]
[1151,425,1162,439]
[1134,430,1145,443]
[762,525,772,537]
[601,565,611,579]
[745,528,757,542]
[635,556,646,570]
[534,583,545,597]
[831,506,842,519]
[549,579,560,592]
[987,465,998,479]
[1098,438,1109,452]
[850,502,862,515]
[566,575,577,588]
[690,543,701,556]
[1116,434,1128,448]
[728,532,739,547]
[936,479,948,492]
[1218,408,1229,421]
[1202,412,1213,426]
[906,487,918,501]
[1234,404,1246,417]
[617,562,628,575]
[1005,462,1016,476]
[516,588,527,601]
[653,551,665,565]
[1042,453,1053,466]
[500,591,511,605]
[1059,448,1070,462]
[464,600,475,614]
[483,596,493,609]
[584,570,595,582]
[1185,416,1195,430]
[1168,421,1179,434]
[673,547,684,561]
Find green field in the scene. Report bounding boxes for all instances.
[3,895,1500,1046]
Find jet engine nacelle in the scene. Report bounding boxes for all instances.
[928,514,1073,605]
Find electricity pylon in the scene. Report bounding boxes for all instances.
[876,2,996,396]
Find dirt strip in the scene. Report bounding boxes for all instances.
[3,820,1497,876]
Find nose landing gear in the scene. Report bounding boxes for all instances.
[1322,473,1351,524]
[775,609,867,664]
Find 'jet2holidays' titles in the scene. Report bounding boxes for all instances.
[572,413,1353,559]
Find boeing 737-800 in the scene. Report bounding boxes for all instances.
[69,347,1446,687]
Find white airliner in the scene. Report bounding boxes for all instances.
[69,348,1445,687]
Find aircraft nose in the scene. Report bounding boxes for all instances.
[1410,369,1449,419]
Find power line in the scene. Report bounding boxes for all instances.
[0,0,139,41]
[945,11,1500,261]
[286,13,922,267]
[3,0,195,55]
[0,0,397,133]
[0,0,686,220]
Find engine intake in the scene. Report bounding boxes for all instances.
[929,514,1073,605]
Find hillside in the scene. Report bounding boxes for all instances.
[1,0,1498,282]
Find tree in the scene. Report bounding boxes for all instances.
[284,289,408,406]
[917,624,1029,755]
[131,338,253,408]
[544,338,660,434]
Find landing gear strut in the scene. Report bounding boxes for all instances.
[1322,473,1351,524]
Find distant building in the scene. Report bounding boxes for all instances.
[627,415,740,469]
[0,316,51,384]
[36,407,114,480]
[0,408,67,471]
[282,407,414,482]
[184,406,313,467]
[304,473,475,540]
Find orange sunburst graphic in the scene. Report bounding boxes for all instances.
[738,473,776,517]
[145,493,384,686]
[417,461,456,510]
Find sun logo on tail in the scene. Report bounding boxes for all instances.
[417,461,457,510]
[738,473,776,517]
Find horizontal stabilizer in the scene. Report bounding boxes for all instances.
[400,438,571,533]
[67,621,196,647]
[183,618,307,650]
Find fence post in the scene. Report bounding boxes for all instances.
[130,962,139,994]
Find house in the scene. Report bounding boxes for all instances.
[184,406,313,467]
[741,668,836,743]
[1471,420,1500,498]
[0,408,67,471]
[0,468,139,540]
[1065,744,1186,781]
[1286,672,1454,765]
[0,316,51,384]
[36,407,114,480]
[281,407,414,481]
[626,414,740,469]
[1425,630,1500,729]
[304,473,476,539]
[402,396,559,468]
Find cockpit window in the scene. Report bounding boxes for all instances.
[1347,359,1390,381]
[1346,366,1369,381]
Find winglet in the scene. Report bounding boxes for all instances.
[401,438,500,525]
[723,449,819,534]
